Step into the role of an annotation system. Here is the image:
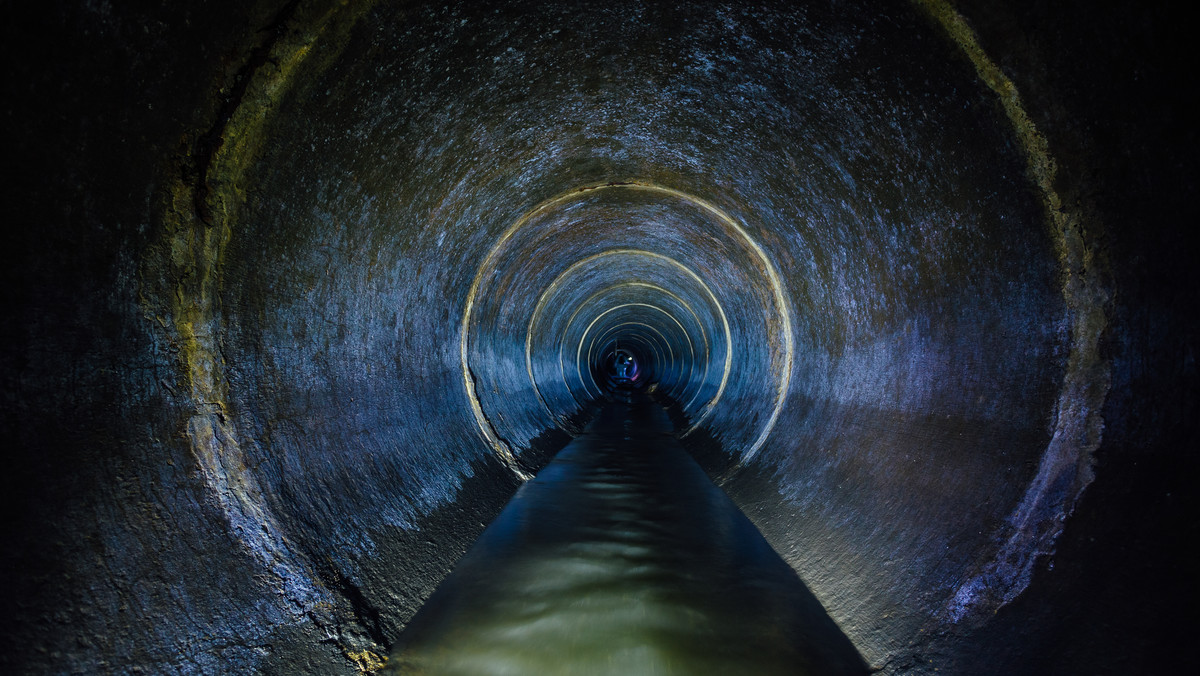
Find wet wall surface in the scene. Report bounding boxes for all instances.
[2,0,1196,673]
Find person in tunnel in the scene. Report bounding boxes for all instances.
[612,350,638,382]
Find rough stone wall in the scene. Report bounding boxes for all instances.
[2,1,1194,674]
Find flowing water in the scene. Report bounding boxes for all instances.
[387,395,866,675]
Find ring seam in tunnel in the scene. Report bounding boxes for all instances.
[528,247,732,435]
[575,305,691,401]
[583,319,685,399]
[527,279,713,424]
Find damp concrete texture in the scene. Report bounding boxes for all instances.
[2,0,1195,674]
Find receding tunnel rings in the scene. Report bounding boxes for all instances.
[532,250,730,434]
[582,318,686,400]
[571,320,671,403]
[584,327,664,397]
[574,305,693,403]
[588,321,690,394]
[588,321,689,399]
[530,278,713,417]
[463,182,793,477]
[599,332,675,396]
[582,281,713,390]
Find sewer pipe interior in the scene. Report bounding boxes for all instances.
[11,0,1192,674]
[205,0,1101,668]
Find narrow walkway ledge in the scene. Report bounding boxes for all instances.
[387,395,868,675]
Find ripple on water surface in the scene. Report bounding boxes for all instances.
[388,398,867,675]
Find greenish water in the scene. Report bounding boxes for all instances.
[387,396,866,675]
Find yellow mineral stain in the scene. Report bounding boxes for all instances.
[142,0,382,635]
[914,0,1110,619]
[347,650,388,673]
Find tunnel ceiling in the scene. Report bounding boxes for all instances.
[15,0,1194,673]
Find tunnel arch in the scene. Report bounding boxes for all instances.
[7,0,1159,673]
[463,182,795,474]
[527,251,735,433]
[581,309,691,393]
[150,0,1109,668]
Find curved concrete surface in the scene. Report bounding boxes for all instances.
[2,0,1195,673]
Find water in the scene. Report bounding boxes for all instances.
[387,395,867,675]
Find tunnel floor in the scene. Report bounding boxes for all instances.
[387,395,867,675]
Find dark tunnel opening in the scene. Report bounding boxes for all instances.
[2,0,1197,674]
[598,345,645,390]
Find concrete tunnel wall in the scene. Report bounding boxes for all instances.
[2,0,1195,674]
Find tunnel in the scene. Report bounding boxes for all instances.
[2,0,1195,673]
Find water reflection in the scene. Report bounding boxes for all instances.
[388,396,866,675]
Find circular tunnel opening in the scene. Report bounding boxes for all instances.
[5,0,1131,673]
[185,0,1106,667]
[600,345,643,390]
